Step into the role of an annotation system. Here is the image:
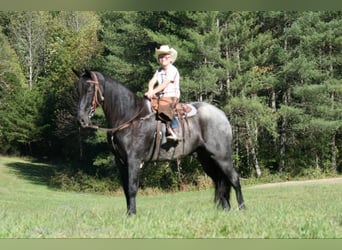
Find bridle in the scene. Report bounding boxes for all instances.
[83,71,151,133]
[86,71,104,113]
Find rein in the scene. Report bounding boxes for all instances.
[85,71,150,133]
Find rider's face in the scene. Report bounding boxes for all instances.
[158,54,171,67]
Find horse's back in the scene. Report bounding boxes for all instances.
[192,102,232,135]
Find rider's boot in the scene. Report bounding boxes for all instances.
[166,126,180,141]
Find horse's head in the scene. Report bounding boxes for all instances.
[74,69,104,128]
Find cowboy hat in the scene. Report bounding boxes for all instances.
[155,45,178,63]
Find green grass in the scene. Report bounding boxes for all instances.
[0,156,341,238]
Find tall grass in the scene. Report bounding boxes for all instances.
[0,156,341,238]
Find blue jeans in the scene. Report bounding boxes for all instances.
[170,116,179,129]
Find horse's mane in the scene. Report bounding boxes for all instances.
[88,71,148,127]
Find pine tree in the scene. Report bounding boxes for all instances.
[42,11,103,159]
[0,26,46,154]
[220,11,280,176]
[181,11,223,103]
[277,11,342,172]
[0,27,26,153]
[289,12,342,171]
[97,11,151,93]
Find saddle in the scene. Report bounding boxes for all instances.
[175,103,197,118]
[151,97,197,121]
[150,98,197,161]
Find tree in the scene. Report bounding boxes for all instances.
[8,11,50,90]
[2,11,103,157]
[180,11,224,103]
[41,11,103,159]
[0,26,46,154]
[97,11,151,93]
[1,11,341,189]
[219,12,280,176]
[278,11,342,172]
[0,27,26,153]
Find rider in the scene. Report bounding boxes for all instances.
[144,45,180,141]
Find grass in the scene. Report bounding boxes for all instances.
[0,156,341,238]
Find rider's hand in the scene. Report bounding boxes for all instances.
[144,90,154,100]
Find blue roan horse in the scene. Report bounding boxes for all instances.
[75,70,245,215]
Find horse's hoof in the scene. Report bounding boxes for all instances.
[238,203,246,210]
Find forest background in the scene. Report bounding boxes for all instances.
[0,11,341,192]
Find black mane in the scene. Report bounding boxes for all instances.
[82,71,149,128]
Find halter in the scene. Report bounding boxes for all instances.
[84,71,151,133]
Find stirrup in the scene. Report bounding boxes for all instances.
[166,129,180,141]
[166,134,180,141]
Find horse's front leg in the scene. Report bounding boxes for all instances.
[125,160,141,216]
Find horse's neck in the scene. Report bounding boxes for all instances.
[102,82,149,128]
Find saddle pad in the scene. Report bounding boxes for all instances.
[186,104,197,117]
[177,103,197,118]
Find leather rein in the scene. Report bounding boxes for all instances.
[85,71,149,133]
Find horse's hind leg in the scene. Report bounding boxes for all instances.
[198,148,245,210]
[229,170,245,210]
[214,177,232,210]
[196,148,231,210]
[215,157,246,210]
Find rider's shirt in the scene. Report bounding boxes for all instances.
[154,64,180,98]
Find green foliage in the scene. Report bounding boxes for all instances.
[1,11,342,191]
[0,87,47,152]
[50,169,121,194]
[0,28,44,154]
[140,162,179,191]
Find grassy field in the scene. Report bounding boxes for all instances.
[0,156,341,238]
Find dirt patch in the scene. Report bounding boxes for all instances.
[248,177,342,189]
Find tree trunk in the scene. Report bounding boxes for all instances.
[279,91,287,173]
[331,133,337,172]
[246,121,261,177]
[271,89,276,112]
[330,92,337,172]
[315,152,320,170]
[78,127,83,161]
[279,18,288,172]
[233,121,239,169]
[28,15,33,90]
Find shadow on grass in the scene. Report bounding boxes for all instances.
[4,159,121,194]
[5,161,56,186]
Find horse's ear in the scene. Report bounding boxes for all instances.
[72,68,82,77]
[84,69,92,78]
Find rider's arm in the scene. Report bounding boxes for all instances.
[145,73,158,99]
[150,78,171,96]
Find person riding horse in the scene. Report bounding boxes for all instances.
[144,45,181,141]
[76,69,246,215]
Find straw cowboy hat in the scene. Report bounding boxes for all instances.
[155,45,178,63]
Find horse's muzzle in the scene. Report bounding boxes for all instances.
[77,112,91,128]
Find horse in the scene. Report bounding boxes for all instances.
[75,70,245,215]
